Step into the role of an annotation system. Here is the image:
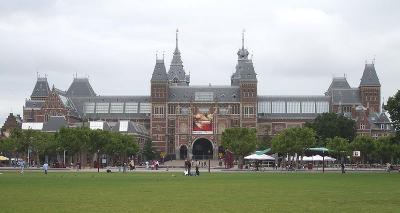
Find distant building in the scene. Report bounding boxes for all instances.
[1,113,22,138]
[22,31,394,160]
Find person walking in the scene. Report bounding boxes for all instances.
[187,159,192,175]
[19,160,25,174]
[43,162,49,175]
[341,163,345,174]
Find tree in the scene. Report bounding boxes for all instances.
[143,141,155,160]
[351,135,375,164]
[271,127,316,166]
[305,113,356,145]
[385,90,400,133]
[221,128,257,169]
[374,136,398,164]
[258,134,272,150]
[326,137,350,163]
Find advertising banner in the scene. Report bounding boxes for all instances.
[193,112,213,134]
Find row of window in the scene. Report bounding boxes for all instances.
[258,101,329,114]
[83,102,151,114]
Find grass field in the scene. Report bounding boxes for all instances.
[0,171,399,213]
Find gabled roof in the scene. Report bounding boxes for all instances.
[24,100,45,109]
[67,78,96,97]
[151,59,168,82]
[42,116,67,132]
[31,77,50,98]
[326,77,351,95]
[360,63,380,86]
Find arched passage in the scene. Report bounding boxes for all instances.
[179,145,188,160]
[192,138,213,160]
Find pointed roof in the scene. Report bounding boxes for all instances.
[168,29,189,86]
[360,63,380,87]
[325,77,351,96]
[31,77,50,98]
[151,59,168,82]
[231,31,257,85]
[66,77,96,97]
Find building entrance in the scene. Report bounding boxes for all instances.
[192,138,213,160]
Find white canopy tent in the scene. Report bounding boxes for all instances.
[302,155,336,162]
[244,154,275,161]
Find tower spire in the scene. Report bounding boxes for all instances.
[242,29,245,49]
[176,28,179,50]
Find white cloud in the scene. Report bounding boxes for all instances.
[0,0,399,126]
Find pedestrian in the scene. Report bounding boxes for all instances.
[43,162,49,175]
[195,165,200,176]
[123,162,127,173]
[19,160,25,174]
[187,159,192,175]
[341,163,345,174]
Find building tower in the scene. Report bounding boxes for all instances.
[359,62,381,113]
[150,56,169,153]
[31,76,51,101]
[167,29,190,86]
[232,31,258,128]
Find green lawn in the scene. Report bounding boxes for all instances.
[0,171,399,213]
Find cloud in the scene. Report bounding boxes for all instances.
[0,0,399,126]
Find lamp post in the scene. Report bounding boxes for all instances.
[97,149,100,173]
[208,150,211,173]
[63,150,66,167]
[322,150,325,173]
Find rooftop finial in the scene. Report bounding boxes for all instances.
[156,51,158,60]
[176,28,179,50]
[372,55,376,64]
[242,29,245,49]
[162,51,165,60]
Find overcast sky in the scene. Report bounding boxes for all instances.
[1,0,399,127]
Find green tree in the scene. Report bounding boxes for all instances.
[385,90,400,133]
[351,135,375,164]
[271,127,316,166]
[374,136,398,164]
[258,134,272,150]
[221,128,257,169]
[305,113,356,145]
[143,141,155,160]
[326,137,350,162]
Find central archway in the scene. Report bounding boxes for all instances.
[192,138,213,160]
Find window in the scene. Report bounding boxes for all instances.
[302,102,315,113]
[96,103,109,113]
[272,102,285,113]
[110,103,124,113]
[342,106,352,113]
[125,102,138,113]
[83,102,95,113]
[231,105,240,114]
[360,123,366,130]
[153,106,165,117]
[258,101,271,113]
[316,102,329,113]
[287,102,300,113]
[243,106,254,117]
[381,124,384,130]
[195,92,214,101]
[140,103,151,113]
[168,105,176,114]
